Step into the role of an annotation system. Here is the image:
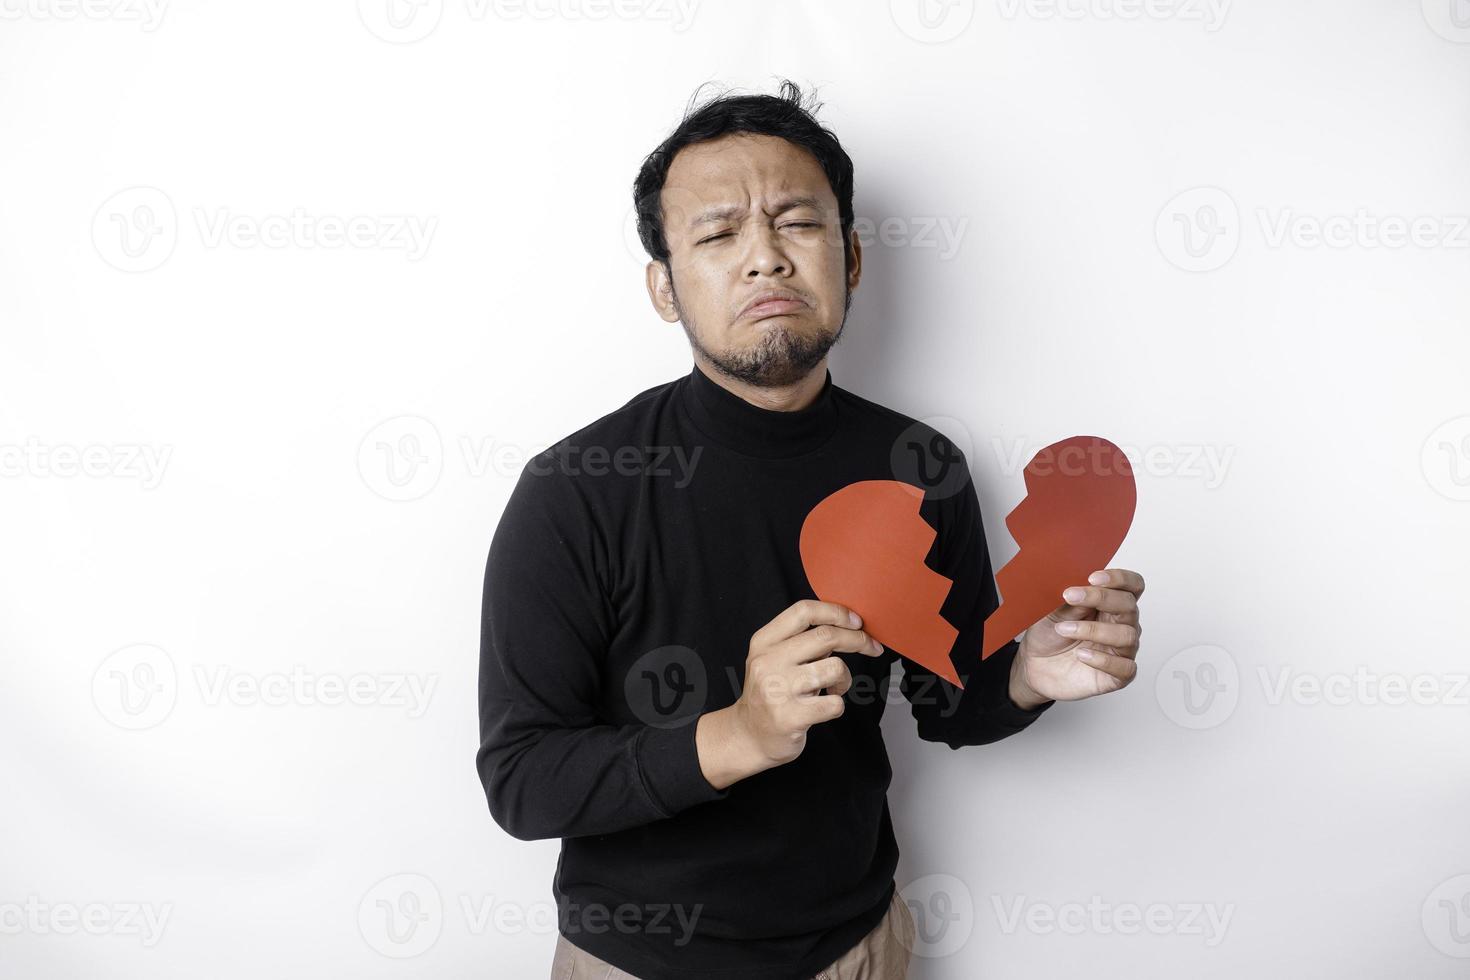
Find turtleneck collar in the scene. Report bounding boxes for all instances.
[679,361,840,459]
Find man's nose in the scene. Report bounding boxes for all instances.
[743,225,792,278]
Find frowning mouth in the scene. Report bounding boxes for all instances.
[738,291,809,320]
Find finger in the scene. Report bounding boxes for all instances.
[796,693,847,726]
[758,599,865,645]
[1053,619,1138,651]
[787,623,884,664]
[794,655,853,698]
[1088,568,1145,597]
[1075,648,1138,683]
[821,668,854,699]
[1059,585,1138,616]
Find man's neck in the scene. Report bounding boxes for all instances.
[692,356,828,414]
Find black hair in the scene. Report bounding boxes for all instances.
[632,79,856,277]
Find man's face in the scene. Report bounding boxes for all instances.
[645,133,861,388]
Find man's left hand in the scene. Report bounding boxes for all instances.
[1008,567,1145,708]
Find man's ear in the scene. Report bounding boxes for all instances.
[645,260,681,323]
[846,228,863,293]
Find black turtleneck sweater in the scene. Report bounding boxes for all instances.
[476,363,1052,980]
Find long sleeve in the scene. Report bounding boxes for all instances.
[475,454,729,842]
[897,450,1055,748]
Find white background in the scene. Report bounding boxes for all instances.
[3,0,1469,976]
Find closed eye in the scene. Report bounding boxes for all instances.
[697,222,822,245]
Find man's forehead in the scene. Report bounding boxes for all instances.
[662,136,834,226]
[679,193,827,227]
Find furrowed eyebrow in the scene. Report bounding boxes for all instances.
[689,195,826,228]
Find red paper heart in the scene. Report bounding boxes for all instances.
[980,435,1136,658]
[797,435,1137,688]
[799,480,964,687]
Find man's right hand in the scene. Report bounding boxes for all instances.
[695,600,885,789]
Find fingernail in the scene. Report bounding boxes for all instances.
[1055,621,1079,635]
[1088,571,1109,585]
[1063,587,1086,603]
[848,610,862,627]
[871,638,884,653]
[1076,649,1095,661]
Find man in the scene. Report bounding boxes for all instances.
[477,80,1146,980]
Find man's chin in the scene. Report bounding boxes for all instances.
[724,336,834,387]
